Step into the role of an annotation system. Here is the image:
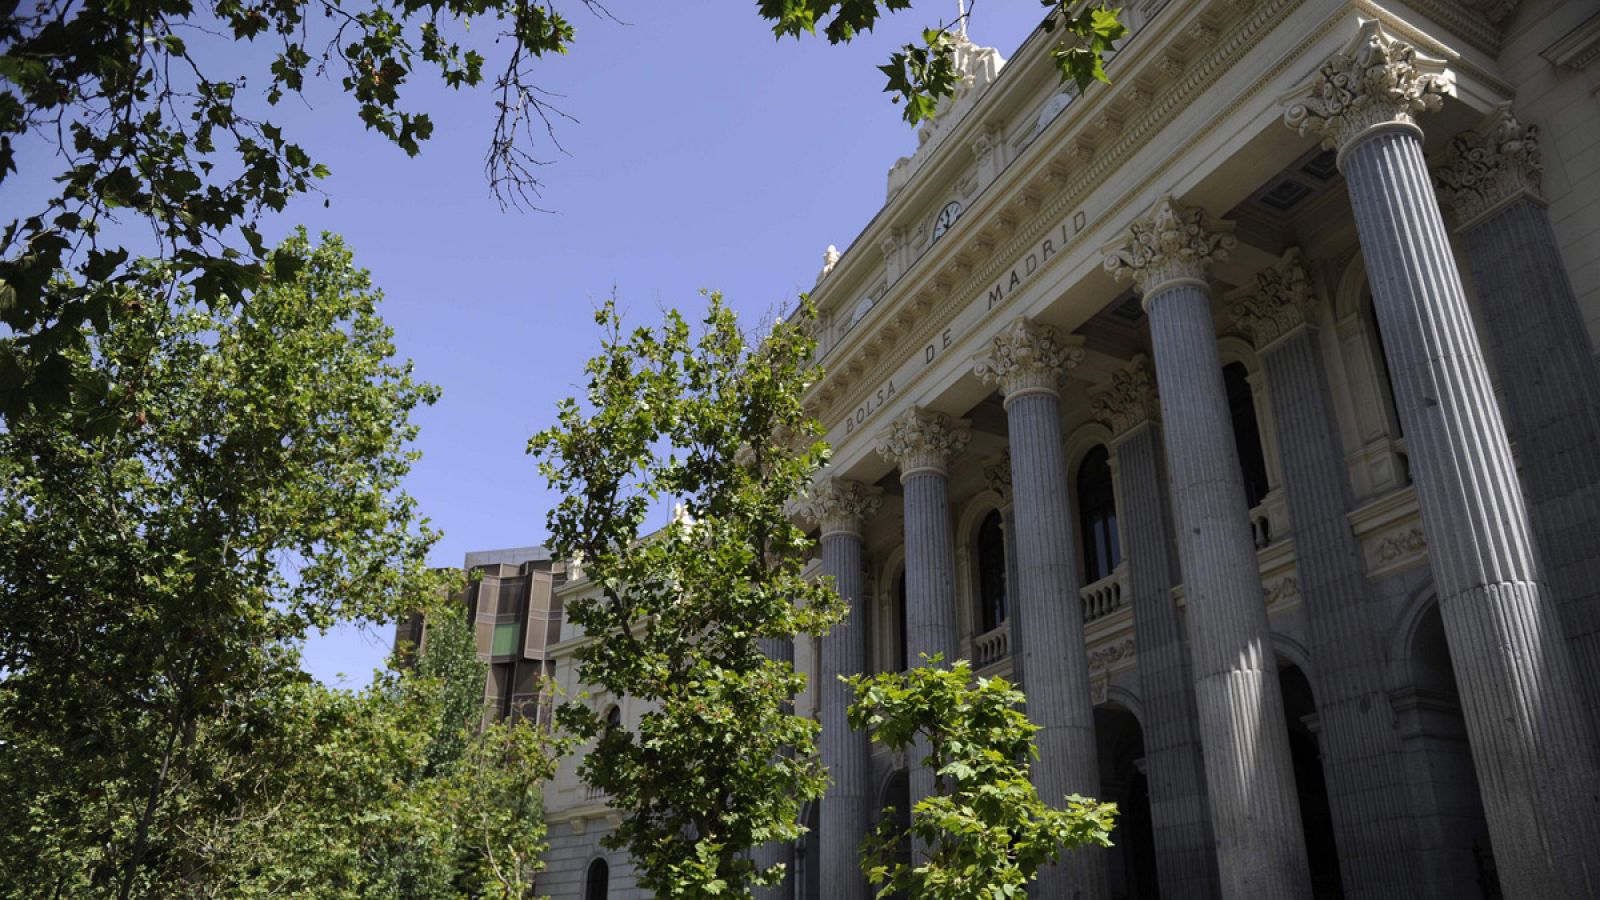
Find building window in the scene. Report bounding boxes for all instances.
[585,858,609,900]
[491,621,519,656]
[604,704,622,729]
[1224,362,1271,509]
[895,571,909,672]
[1365,292,1404,439]
[1078,445,1121,583]
[976,510,1008,633]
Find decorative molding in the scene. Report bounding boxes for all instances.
[983,449,1014,507]
[1541,11,1600,70]
[1228,247,1316,351]
[1263,575,1301,607]
[1373,527,1426,564]
[875,406,972,478]
[972,317,1085,402]
[799,478,883,539]
[1103,195,1236,299]
[1433,103,1544,231]
[1281,19,1454,159]
[1088,636,1137,673]
[1091,355,1162,438]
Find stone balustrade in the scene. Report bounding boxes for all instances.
[972,620,1012,670]
[1081,565,1127,623]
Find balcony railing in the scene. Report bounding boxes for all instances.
[1081,565,1127,623]
[973,620,1011,669]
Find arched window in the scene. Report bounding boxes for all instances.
[976,510,1008,633]
[1077,445,1121,583]
[1224,362,1271,509]
[894,571,909,672]
[1365,292,1405,439]
[585,858,610,900]
[604,705,621,729]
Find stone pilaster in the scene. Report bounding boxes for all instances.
[1284,21,1600,896]
[1434,105,1600,741]
[876,407,969,815]
[974,317,1108,900]
[799,478,882,900]
[1105,196,1312,899]
[1231,249,1420,897]
[1090,357,1220,900]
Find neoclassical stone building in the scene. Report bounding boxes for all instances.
[540,1,1600,897]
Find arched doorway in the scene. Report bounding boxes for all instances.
[584,858,609,900]
[1095,704,1157,899]
[1277,663,1342,898]
[1395,602,1497,897]
[879,769,912,899]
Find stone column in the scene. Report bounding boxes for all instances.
[1283,21,1600,896]
[1104,196,1312,899]
[1434,104,1600,740]
[1228,250,1419,897]
[801,478,882,900]
[1090,357,1220,900]
[974,318,1108,900]
[876,407,969,814]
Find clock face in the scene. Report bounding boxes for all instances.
[932,200,963,242]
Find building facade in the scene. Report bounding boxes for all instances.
[542,0,1600,896]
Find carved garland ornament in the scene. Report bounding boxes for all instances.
[875,407,972,477]
[1228,248,1316,350]
[800,477,883,538]
[1088,637,1136,673]
[1090,355,1161,438]
[1103,195,1236,298]
[1433,103,1543,229]
[983,449,1014,506]
[972,317,1085,401]
[1281,19,1454,156]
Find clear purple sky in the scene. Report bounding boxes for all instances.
[15,3,1056,686]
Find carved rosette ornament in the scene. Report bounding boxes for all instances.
[1227,248,1317,350]
[983,449,1014,507]
[800,477,883,539]
[1090,355,1161,438]
[1102,196,1236,300]
[1281,20,1454,160]
[972,317,1085,403]
[875,406,972,478]
[1434,104,1544,230]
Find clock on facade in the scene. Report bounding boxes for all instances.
[932,200,963,241]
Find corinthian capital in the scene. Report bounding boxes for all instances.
[1102,196,1236,298]
[875,407,971,478]
[1433,103,1543,230]
[1090,356,1161,438]
[972,317,1085,402]
[1227,248,1317,350]
[1281,20,1454,157]
[800,477,883,538]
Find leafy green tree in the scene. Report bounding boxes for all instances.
[1,0,1120,417]
[531,294,840,897]
[845,656,1119,899]
[0,229,442,898]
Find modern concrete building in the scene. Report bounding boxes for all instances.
[540,0,1600,896]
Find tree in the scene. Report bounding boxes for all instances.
[530,293,840,897]
[0,0,1120,418]
[0,230,443,898]
[845,657,1119,899]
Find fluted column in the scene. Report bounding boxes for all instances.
[876,408,969,818]
[1434,105,1600,740]
[1104,196,1312,899]
[974,318,1108,900]
[1090,358,1220,900]
[801,478,882,900]
[1228,250,1418,897]
[1283,21,1600,896]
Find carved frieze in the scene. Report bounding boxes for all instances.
[1228,248,1316,350]
[875,406,972,477]
[1103,195,1236,298]
[799,477,883,538]
[1090,355,1161,438]
[972,317,1085,400]
[1088,636,1137,673]
[1282,20,1454,155]
[1434,103,1543,230]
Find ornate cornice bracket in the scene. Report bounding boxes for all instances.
[875,407,972,479]
[799,478,883,539]
[1280,19,1454,164]
[1090,355,1161,439]
[1102,196,1236,301]
[972,317,1086,404]
[1433,103,1544,231]
[1226,248,1317,352]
